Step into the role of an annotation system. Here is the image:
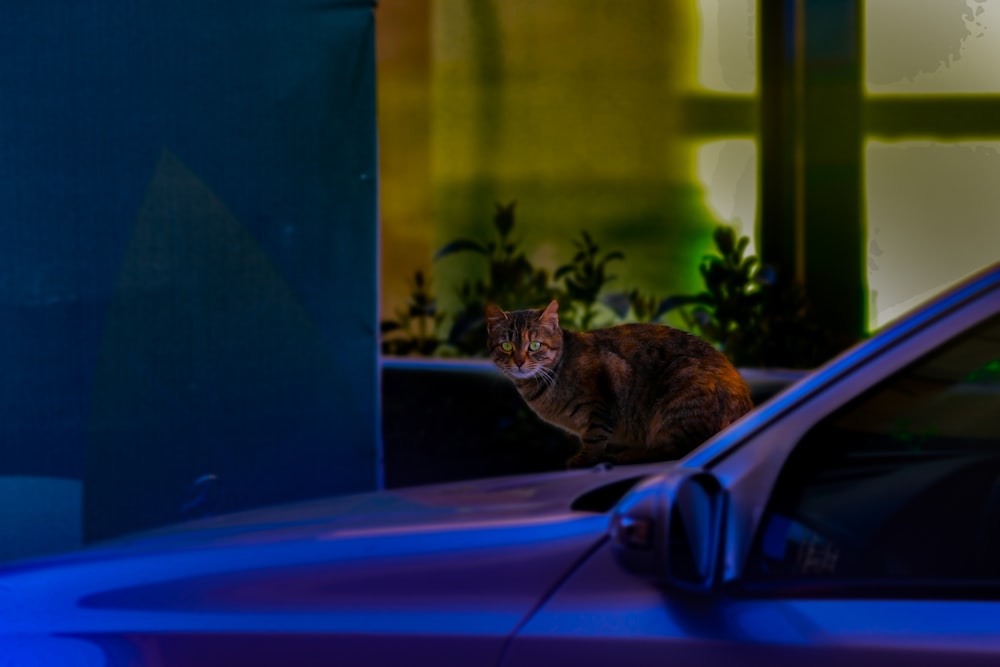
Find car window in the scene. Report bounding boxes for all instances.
[745,313,1000,594]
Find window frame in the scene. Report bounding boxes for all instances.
[755,1,1000,343]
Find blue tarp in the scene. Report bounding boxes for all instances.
[0,0,378,546]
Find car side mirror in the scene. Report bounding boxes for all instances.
[609,469,726,593]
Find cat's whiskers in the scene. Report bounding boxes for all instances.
[534,365,558,389]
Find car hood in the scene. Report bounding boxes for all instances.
[0,464,664,639]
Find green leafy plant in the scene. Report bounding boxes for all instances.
[384,209,836,368]
[657,226,834,368]
[601,289,664,323]
[669,226,764,353]
[554,231,623,330]
[380,269,444,356]
[435,202,557,355]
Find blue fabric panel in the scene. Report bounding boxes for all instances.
[0,1,378,541]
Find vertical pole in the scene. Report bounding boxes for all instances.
[801,0,865,346]
[760,0,865,351]
[759,0,804,285]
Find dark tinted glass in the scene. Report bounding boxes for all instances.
[748,314,1000,588]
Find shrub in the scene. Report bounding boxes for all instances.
[382,206,836,368]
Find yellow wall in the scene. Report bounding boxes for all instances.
[378,0,730,328]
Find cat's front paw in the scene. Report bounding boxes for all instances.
[566,450,602,469]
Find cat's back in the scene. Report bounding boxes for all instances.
[582,322,747,393]
[584,322,724,364]
[591,323,752,410]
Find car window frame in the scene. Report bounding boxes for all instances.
[697,282,1000,589]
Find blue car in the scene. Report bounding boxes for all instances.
[2,264,999,666]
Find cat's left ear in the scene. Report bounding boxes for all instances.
[485,303,508,331]
[539,299,559,326]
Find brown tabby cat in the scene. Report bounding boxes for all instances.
[486,300,753,467]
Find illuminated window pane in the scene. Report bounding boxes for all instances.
[866,140,1000,329]
[867,0,1000,93]
[696,140,758,256]
[696,0,756,93]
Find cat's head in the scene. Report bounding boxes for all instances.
[485,300,563,380]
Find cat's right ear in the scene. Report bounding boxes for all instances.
[485,304,508,331]
[539,299,559,326]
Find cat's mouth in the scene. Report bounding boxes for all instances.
[507,366,538,380]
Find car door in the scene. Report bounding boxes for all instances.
[503,301,1000,666]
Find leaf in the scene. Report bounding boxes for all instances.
[554,265,575,280]
[692,308,714,328]
[409,303,436,317]
[713,226,735,255]
[603,251,625,263]
[435,239,488,259]
[703,262,726,293]
[654,294,710,319]
[494,201,516,237]
[736,235,750,259]
[601,292,633,319]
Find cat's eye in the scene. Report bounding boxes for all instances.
[500,342,514,353]
[528,341,541,351]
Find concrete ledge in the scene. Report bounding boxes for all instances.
[380,358,805,488]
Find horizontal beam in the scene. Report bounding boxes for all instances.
[866,95,1000,139]
[680,94,757,137]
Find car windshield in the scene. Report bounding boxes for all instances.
[748,313,1000,586]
